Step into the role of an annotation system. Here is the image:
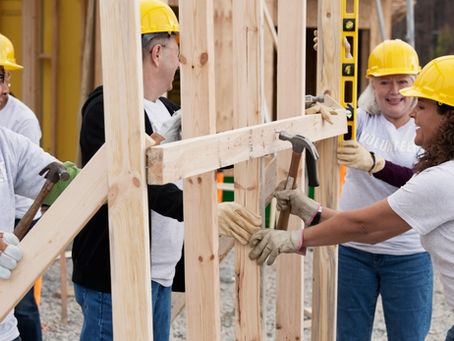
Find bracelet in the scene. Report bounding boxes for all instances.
[368,151,376,173]
[296,228,306,256]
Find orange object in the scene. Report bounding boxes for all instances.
[216,172,224,203]
[34,276,42,306]
[339,165,347,196]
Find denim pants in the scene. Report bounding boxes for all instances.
[13,218,42,341]
[74,281,171,341]
[337,245,433,341]
[446,325,454,341]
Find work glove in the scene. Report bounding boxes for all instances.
[42,161,81,206]
[313,30,318,51]
[218,202,262,245]
[306,102,338,124]
[0,232,22,279]
[248,229,302,265]
[273,180,320,226]
[159,110,182,144]
[337,140,385,174]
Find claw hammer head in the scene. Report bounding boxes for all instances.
[278,131,319,160]
[305,94,325,109]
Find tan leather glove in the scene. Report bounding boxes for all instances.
[274,189,320,226]
[337,140,385,174]
[306,102,338,124]
[218,202,262,245]
[248,229,302,265]
[0,232,22,279]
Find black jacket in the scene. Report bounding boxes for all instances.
[72,86,185,293]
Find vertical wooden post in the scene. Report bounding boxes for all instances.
[179,1,221,340]
[232,1,263,340]
[99,1,153,340]
[275,0,306,339]
[21,0,41,119]
[312,1,341,340]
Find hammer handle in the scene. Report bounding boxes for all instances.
[276,151,302,230]
[14,180,56,241]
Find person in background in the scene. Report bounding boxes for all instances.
[0,33,43,341]
[332,39,433,341]
[249,55,454,341]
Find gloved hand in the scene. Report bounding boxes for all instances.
[337,140,385,174]
[274,187,320,226]
[0,232,22,279]
[313,30,318,51]
[248,229,302,265]
[43,161,81,206]
[159,110,182,144]
[218,202,262,245]
[306,102,338,124]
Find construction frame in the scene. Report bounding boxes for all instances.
[0,0,348,340]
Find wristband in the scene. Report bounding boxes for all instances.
[296,228,306,256]
[368,151,376,173]
[307,203,321,226]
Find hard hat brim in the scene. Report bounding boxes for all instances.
[2,61,23,71]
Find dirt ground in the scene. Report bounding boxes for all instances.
[38,247,453,340]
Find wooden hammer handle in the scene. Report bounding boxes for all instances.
[14,180,56,241]
[276,150,302,230]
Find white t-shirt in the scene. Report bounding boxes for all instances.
[144,98,184,287]
[0,127,57,341]
[388,160,454,311]
[340,109,425,255]
[0,95,42,220]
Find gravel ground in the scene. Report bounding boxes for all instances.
[39,247,453,340]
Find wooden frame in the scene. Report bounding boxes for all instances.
[1,1,348,339]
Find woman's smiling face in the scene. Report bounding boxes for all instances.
[410,98,444,149]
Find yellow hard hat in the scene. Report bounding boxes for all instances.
[400,55,454,107]
[140,0,179,35]
[0,33,23,70]
[366,39,420,78]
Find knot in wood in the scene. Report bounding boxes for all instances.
[199,52,208,66]
[179,55,187,64]
[132,176,141,187]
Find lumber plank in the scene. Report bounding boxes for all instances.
[179,1,221,340]
[232,0,263,339]
[0,146,108,321]
[275,0,306,339]
[170,237,235,323]
[147,113,346,184]
[99,1,153,339]
[312,1,342,340]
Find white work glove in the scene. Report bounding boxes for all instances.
[337,140,385,174]
[248,229,302,265]
[313,30,318,51]
[158,110,182,144]
[218,202,262,245]
[273,180,320,226]
[306,102,338,124]
[0,232,22,279]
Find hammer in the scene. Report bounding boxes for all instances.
[276,131,319,230]
[305,94,325,109]
[14,162,70,241]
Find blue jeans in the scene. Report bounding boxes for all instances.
[14,218,42,341]
[446,325,454,341]
[337,245,433,341]
[74,281,171,341]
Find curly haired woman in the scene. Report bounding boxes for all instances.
[249,55,454,341]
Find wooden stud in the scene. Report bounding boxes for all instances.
[311,1,342,340]
[147,113,346,185]
[179,1,221,340]
[275,0,306,339]
[99,1,152,339]
[21,0,41,119]
[232,0,263,339]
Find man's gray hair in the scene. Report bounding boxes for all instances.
[141,32,177,60]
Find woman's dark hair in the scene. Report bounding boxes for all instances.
[414,103,454,173]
